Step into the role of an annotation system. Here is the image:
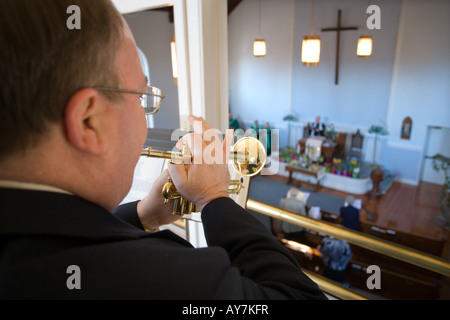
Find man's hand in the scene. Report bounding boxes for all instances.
[136,168,180,230]
[168,115,233,212]
[136,115,233,229]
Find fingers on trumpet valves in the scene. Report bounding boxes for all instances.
[227,178,244,194]
[161,176,198,215]
[162,177,179,202]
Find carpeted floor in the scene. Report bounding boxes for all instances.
[248,175,346,215]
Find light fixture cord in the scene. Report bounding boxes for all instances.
[258,0,262,38]
[310,0,315,36]
[364,0,371,36]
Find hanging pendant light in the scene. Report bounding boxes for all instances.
[357,35,373,57]
[301,0,320,66]
[253,39,267,57]
[253,0,266,57]
[302,36,321,66]
[357,0,373,57]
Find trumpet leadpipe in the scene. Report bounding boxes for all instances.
[141,147,172,159]
[141,147,191,164]
[140,148,248,164]
[141,136,266,176]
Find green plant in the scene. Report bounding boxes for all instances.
[431,154,450,214]
[325,126,337,141]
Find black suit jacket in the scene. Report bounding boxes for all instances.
[0,188,326,299]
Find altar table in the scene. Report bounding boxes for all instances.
[285,164,326,191]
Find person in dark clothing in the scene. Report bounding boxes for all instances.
[310,116,326,137]
[0,0,326,300]
[319,237,352,284]
[339,195,360,231]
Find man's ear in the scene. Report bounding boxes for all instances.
[64,88,110,155]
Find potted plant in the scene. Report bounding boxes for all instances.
[325,124,337,142]
[283,111,297,148]
[352,166,360,178]
[431,154,450,230]
[368,120,388,165]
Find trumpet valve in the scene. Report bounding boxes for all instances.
[227,179,244,194]
[162,177,180,200]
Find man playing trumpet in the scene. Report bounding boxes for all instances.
[0,0,325,300]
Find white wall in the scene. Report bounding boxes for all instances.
[384,0,450,184]
[291,0,400,128]
[229,0,450,184]
[229,0,400,132]
[228,0,295,129]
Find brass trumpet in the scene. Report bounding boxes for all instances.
[141,136,267,215]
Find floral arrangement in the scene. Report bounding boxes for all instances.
[324,157,360,178]
[278,148,299,163]
[368,120,388,135]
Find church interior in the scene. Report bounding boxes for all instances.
[119,0,450,300]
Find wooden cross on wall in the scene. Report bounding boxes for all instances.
[321,10,358,85]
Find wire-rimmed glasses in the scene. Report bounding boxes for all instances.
[94,86,164,115]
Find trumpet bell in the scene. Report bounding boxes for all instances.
[231,137,266,177]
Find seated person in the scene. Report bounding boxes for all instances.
[286,185,310,203]
[228,112,240,130]
[252,120,260,132]
[319,237,352,284]
[309,116,326,137]
[264,122,271,155]
[308,206,322,220]
[278,186,309,240]
[251,120,260,139]
[257,122,272,156]
[339,195,360,231]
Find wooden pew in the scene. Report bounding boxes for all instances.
[268,206,445,299]
[358,221,447,257]
[305,205,447,258]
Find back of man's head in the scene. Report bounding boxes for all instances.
[0,0,123,161]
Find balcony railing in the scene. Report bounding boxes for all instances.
[246,199,450,300]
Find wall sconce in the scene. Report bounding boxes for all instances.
[357,35,373,57]
[301,0,320,66]
[170,34,178,84]
[253,0,266,57]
